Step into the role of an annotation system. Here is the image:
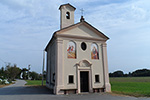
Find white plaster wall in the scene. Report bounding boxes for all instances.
[60,6,75,29]
[46,39,56,89]
[56,25,106,90]
[61,25,103,39]
[62,38,105,89]
[54,25,107,89]
[46,23,109,93]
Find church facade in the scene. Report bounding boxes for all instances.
[45,3,111,95]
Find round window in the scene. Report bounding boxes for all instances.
[81,42,87,51]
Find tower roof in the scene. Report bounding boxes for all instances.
[59,3,76,10]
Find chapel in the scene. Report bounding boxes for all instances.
[45,3,111,95]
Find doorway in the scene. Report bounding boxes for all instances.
[80,71,89,92]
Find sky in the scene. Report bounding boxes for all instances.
[0,0,150,74]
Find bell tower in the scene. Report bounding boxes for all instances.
[59,3,76,29]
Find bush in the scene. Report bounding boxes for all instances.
[0,80,6,85]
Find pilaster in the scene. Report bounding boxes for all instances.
[54,38,64,94]
[101,43,111,92]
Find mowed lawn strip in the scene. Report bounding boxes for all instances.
[110,77,150,97]
[25,80,46,86]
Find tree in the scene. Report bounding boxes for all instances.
[30,71,39,80]
[0,67,5,79]
[132,69,150,77]
[21,68,28,79]
[4,64,21,81]
[109,70,124,77]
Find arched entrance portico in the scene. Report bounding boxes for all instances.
[76,60,93,93]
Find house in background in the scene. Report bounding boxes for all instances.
[45,3,111,95]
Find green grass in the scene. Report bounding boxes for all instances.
[110,77,150,97]
[25,80,46,86]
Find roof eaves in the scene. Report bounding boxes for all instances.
[59,3,76,10]
[45,32,56,51]
[55,21,82,33]
[83,21,109,39]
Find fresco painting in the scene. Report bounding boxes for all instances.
[91,43,99,59]
[67,41,76,59]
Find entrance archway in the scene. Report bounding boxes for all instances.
[76,60,92,93]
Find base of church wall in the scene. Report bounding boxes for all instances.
[105,83,111,92]
[46,82,55,90]
[93,88,105,93]
[54,86,65,95]
[52,88,107,95]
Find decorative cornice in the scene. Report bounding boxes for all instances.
[101,43,107,47]
[56,38,63,43]
[59,3,76,10]
[56,34,107,42]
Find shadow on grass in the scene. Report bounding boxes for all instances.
[0,86,53,95]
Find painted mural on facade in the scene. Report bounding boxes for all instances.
[67,41,76,59]
[91,43,99,59]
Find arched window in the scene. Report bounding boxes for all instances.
[67,41,76,59]
[66,12,70,19]
[91,43,99,59]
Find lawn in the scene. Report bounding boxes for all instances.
[110,77,150,97]
[25,80,46,86]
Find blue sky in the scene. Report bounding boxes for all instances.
[0,0,150,73]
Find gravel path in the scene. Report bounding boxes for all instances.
[3,80,27,88]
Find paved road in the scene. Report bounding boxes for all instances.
[0,80,150,100]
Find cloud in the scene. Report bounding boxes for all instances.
[80,0,150,73]
[0,0,32,10]
[0,0,150,73]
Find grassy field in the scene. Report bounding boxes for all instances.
[25,78,150,97]
[25,80,46,86]
[110,77,150,97]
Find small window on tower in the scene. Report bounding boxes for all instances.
[66,12,70,19]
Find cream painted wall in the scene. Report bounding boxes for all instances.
[60,25,103,39]
[60,6,75,29]
[46,39,56,89]
[62,38,105,89]
[46,24,109,93]
[56,24,107,91]
[46,3,110,94]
